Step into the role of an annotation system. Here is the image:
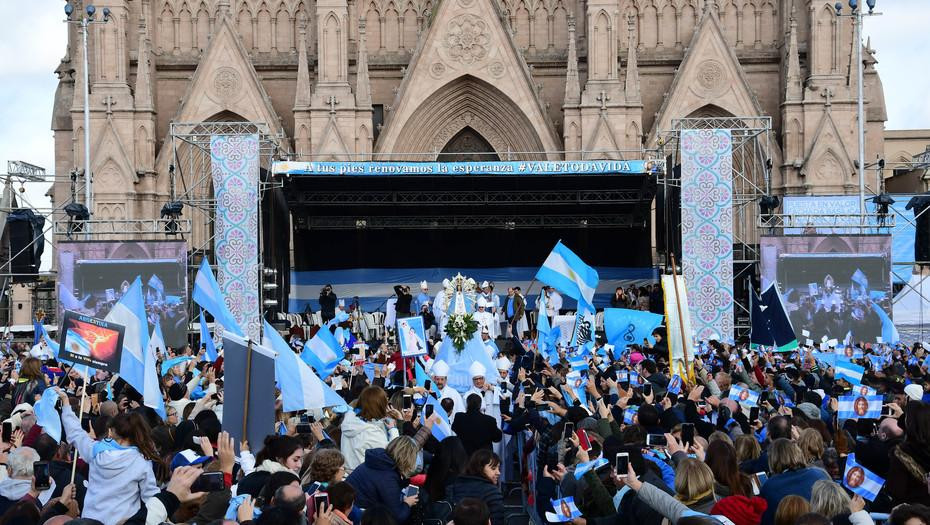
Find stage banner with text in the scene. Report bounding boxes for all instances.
[680,129,734,341]
[210,135,260,341]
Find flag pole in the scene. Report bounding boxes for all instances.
[70,366,89,485]
[669,255,692,384]
[242,340,253,441]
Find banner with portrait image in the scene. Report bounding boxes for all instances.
[397,316,428,357]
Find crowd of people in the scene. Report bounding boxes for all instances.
[1,283,930,525]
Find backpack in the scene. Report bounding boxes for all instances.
[422,483,457,525]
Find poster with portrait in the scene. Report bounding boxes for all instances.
[59,310,125,373]
[545,497,583,523]
[397,316,428,357]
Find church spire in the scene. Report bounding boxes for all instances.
[294,26,312,109]
[785,2,802,102]
[625,15,640,102]
[355,18,372,108]
[134,20,154,111]
[563,15,580,106]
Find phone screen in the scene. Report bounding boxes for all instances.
[615,453,629,477]
[881,405,891,417]
[646,434,667,447]
[576,429,592,451]
[424,404,434,419]
[404,485,419,498]
[296,424,313,434]
[2,422,11,443]
[403,395,413,409]
[563,422,575,441]
[191,471,225,492]
[681,423,694,447]
[750,406,760,423]
[643,383,653,397]
[33,461,50,490]
[500,397,510,415]
[313,493,329,513]
[424,380,432,392]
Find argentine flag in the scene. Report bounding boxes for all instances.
[264,321,345,411]
[144,321,168,418]
[728,385,760,406]
[420,394,453,441]
[105,277,149,393]
[302,327,343,379]
[843,453,885,501]
[535,241,599,311]
[837,394,882,420]
[835,358,865,385]
[199,308,217,361]
[192,258,243,337]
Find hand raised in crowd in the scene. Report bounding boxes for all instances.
[402,490,419,507]
[237,495,256,523]
[199,435,214,458]
[216,431,236,474]
[58,483,79,516]
[849,494,866,514]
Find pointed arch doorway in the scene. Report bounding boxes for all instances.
[437,127,500,162]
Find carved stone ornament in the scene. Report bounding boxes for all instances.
[212,67,242,101]
[695,59,727,97]
[429,61,447,78]
[443,15,490,65]
[488,61,505,78]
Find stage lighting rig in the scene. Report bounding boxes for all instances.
[870,193,894,226]
[64,202,90,238]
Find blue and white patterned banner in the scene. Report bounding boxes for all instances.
[680,129,734,341]
[210,135,261,341]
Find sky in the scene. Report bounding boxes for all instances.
[0,1,929,271]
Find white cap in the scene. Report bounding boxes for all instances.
[905,383,923,401]
[469,361,486,378]
[477,297,488,308]
[431,360,450,377]
[496,357,511,371]
[481,281,490,288]
[420,280,429,290]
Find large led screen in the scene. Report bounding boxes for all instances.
[760,235,893,345]
[57,241,188,348]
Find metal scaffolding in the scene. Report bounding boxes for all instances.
[657,116,775,339]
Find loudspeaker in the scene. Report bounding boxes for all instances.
[656,162,681,264]
[8,215,37,282]
[906,195,930,264]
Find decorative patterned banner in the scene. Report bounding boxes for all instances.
[680,129,734,341]
[210,135,261,341]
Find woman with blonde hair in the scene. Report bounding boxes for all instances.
[810,479,874,525]
[774,495,810,525]
[345,436,422,523]
[340,386,402,472]
[798,428,826,469]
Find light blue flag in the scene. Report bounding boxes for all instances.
[104,277,148,393]
[327,309,350,327]
[604,308,663,348]
[837,394,882,420]
[144,321,167,418]
[301,328,343,379]
[192,259,243,337]
[414,359,440,396]
[573,457,609,479]
[568,355,588,371]
[420,394,453,441]
[161,356,193,376]
[264,321,345,411]
[535,241,600,312]
[843,453,886,501]
[835,358,865,385]
[34,388,61,442]
[870,302,900,344]
[667,375,683,395]
[536,294,554,355]
[199,309,217,362]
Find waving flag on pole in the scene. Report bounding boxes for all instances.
[199,308,217,361]
[144,321,168,418]
[34,388,62,442]
[192,259,243,337]
[843,453,885,501]
[104,277,148,392]
[835,358,865,385]
[749,290,775,350]
[570,308,596,352]
[535,241,599,311]
[870,301,900,345]
[536,294,555,356]
[420,394,453,441]
[264,320,345,411]
[604,308,663,348]
[837,394,882,420]
[302,327,343,379]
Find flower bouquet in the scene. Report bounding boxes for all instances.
[444,313,479,353]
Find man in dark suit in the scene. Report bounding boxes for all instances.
[451,393,502,457]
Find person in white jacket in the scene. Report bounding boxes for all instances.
[340,385,402,472]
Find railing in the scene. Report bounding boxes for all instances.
[51,219,193,238]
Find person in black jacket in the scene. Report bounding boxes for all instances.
[451,394,502,457]
[320,285,338,323]
[445,449,506,525]
[394,285,413,317]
